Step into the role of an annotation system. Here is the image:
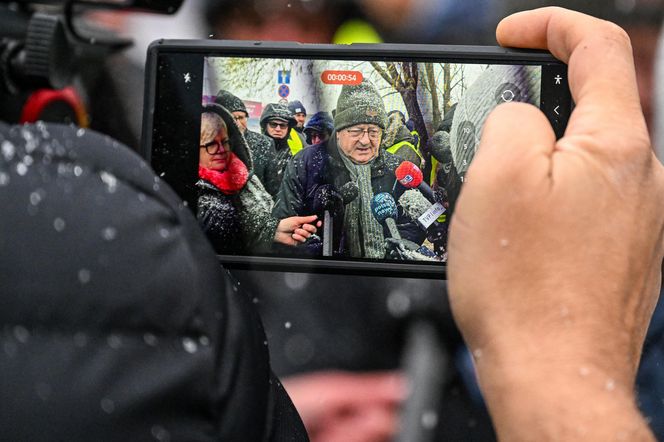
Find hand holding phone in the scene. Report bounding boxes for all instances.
[142,40,572,277]
[447,7,664,440]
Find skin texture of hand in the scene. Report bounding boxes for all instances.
[448,7,664,441]
[283,371,405,442]
[274,215,322,246]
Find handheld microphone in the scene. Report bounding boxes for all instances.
[370,192,401,240]
[429,131,452,163]
[395,161,436,203]
[339,181,359,205]
[313,185,343,257]
[398,189,446,230]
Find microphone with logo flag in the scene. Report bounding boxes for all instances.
[370,192,401,240]
[395,161,436,203]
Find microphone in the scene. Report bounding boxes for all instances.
[370,192,401,240]
[339,181,359,205]
[313,185,344,257]
[398,189,446,231]
[429,131,452,164]
[395,161,436,203]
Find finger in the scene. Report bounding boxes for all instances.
[464,102,556,191]
[299,223,318,234]
[291,233,307,243]
[291,214,318,226]
[449,103,556,302]
[496,7,648,150]
[293,228,312,239]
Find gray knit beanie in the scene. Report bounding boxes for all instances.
[334,80,387,131]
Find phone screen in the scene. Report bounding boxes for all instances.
[144,42,571,277]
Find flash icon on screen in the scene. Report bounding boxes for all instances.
[184,72,191,83]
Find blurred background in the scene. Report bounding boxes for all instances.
[3,1,664,441]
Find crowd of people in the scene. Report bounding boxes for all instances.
[2,2,664,442]
[197,79,452,261]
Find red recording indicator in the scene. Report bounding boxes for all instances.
[320,70,363,85]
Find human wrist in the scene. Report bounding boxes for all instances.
[473,343,653,441]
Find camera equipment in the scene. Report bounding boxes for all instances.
[0,0,183,94]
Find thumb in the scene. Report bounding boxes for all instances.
[449,102,557,285]
[468,102,556,189]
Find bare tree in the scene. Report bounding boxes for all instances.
[370,61,429,152]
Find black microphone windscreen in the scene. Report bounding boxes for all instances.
[430,131,452,163]
[340,181,359,204]
[313,184,341,213]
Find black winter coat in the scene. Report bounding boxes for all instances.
[0,123,308,442]
[272,133,425,257]
[244,129,276,189]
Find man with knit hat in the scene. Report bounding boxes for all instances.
[215,90,275,190]
[288,99,309,150]
[273,79,425,259]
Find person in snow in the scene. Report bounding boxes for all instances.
[214,89,276,190]
[259,102,300,197]
[288,99,308,132]
[303,111,334,146]
[197,104,320,255]
[380,109,423,169]
[273,79,428,259]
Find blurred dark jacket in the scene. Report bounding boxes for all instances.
[0,123,307,441]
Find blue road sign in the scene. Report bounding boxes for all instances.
[278,84,290,98]
[278,70,291,84]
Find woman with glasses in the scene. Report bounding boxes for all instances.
[273,80,428,259]
[197,104,321,255]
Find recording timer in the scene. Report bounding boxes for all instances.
[320,70,363,85]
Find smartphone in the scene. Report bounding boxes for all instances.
[141,40,572,278]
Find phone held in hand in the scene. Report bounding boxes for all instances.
[141,40,572,278]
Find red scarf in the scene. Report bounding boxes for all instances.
[198,152,249,195]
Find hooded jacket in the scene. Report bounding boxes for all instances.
[0,123,307,441]
[214,90,276,187]
[260,103,298,197]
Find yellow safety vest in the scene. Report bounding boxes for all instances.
[288,128,304,156]
[430,156,439,186]
[387,140,423,163]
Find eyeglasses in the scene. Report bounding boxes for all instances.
[346,127,382,140]
[268,121,289,130]
[200,139,230,155]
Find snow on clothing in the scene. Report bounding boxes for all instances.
[198,104,279,254]
[213,90,277,188]
[272,133,425,258]
[381,111,423,169]
[260,103,298,197]
[0,123,308,442]
[197,176,278,254]
[304,111,334,144]
[244,129,277,190]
